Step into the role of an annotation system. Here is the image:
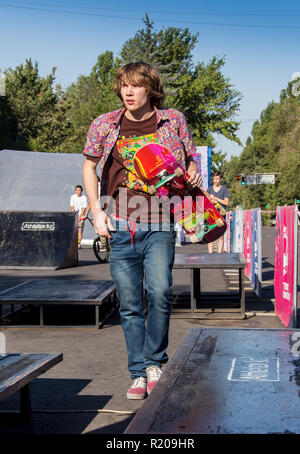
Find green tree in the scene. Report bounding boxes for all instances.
[211,149,227,174]
[224,79,300,209]
[121,14,158,64]
[28,84,72,153]
[62,51,121,153]
[0,95,15,149]
[121,17,241,147]
[121,14,197,99]
[4,59,62,150]
[175,57,242,147]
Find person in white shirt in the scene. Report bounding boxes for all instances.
[70,185,88,246]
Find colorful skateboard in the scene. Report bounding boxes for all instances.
[133,143,226,243]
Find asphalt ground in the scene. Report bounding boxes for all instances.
[0,227,296,435]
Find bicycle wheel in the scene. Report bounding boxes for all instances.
[93,236,110,263]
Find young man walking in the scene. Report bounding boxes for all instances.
[70,185,88,246]
[207,172,230,253]
[82,62,202,399]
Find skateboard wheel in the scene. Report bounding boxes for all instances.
[174,167,184,177]
[148,185,156,195]
[216,218,224,227]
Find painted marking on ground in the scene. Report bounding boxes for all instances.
[227,357,280,382]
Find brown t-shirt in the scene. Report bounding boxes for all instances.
[106,112,169,223]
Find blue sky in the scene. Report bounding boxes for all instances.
[1,0,300,160]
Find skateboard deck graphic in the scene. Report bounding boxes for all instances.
[133,143,227,243]
[116,133,159,193]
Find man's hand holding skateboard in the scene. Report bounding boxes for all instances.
[186,161,202,189]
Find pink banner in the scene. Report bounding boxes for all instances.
[274,206,295,327]
[243,210,252,279]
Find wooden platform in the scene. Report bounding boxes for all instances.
[125,327,300,434]
[0,280,117,328]
[0,353,63,420]
[173,253,246,319]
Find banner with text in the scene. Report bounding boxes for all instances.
[251,208,262,297]
[194,146,212,190]
[177,146,212,243]
[230,210,235,252]
[243,210,253,280]
[224,207,261,295]
[232,206,244,253]
[224,211,231,252]
[274,205,296,327]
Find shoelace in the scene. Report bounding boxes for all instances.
[148,367,162,381]
[132,377,146,389]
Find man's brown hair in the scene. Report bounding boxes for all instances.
[114,61,165,107]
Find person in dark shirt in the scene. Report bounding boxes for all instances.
[207,171,230,253]
[82,62,202,400]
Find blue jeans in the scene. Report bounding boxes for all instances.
[109,220,176,379]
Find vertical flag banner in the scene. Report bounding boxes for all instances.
[223,216,228,251]
[274,206,296,327]
[251,208,262,297]
[176,145,211,245]
[243,210,253,279]
[194,146,212,190]
[233,206,243,253]
[230,211,235,253]
[224,211,231,252]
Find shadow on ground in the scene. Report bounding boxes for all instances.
[0,378,114,434]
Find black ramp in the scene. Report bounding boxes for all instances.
[125,328,300,434]
[0,150,84,211]
[0,150,94,240]
[0,211,78,269]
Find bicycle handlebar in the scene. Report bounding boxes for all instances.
[79,216,93,224]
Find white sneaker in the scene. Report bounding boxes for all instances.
[127,377,147,400]
[146,366,162,395]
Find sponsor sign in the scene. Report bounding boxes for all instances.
[224,211,231,252]
[256,174,275,184]
[251,208,262,297]
[21,222,55,231]
[243,210,252,279]
[231,206,243,253]
[246,175,257,185]
[274,206,296,327]
[194,146,211,190]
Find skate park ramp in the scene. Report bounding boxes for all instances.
[0,149,94,240]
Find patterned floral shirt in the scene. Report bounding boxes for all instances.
[82,106,198,194]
